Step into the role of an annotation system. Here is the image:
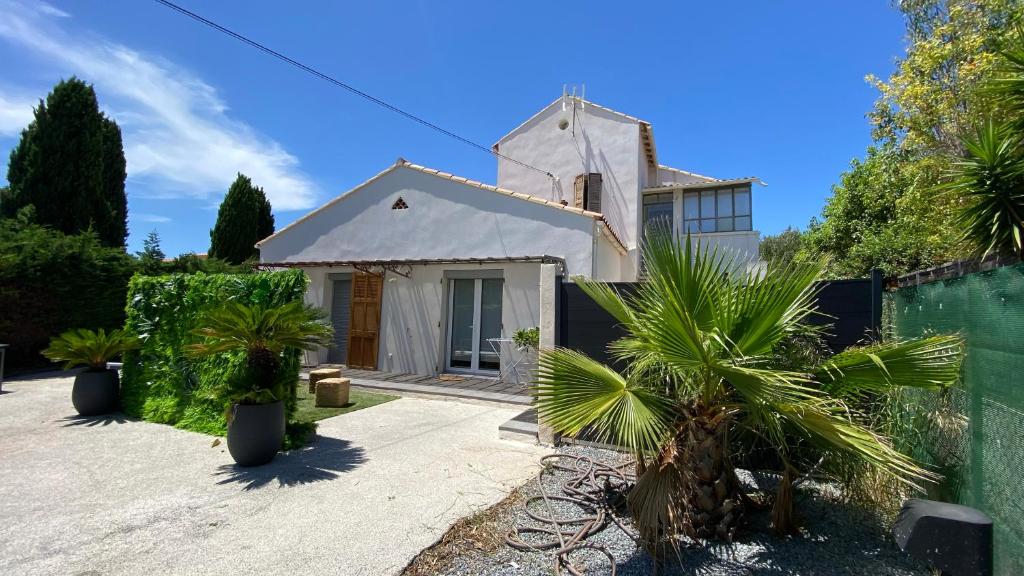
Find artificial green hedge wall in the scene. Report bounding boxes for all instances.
[121,270,308,435]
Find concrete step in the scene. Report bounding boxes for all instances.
[349,377,532,406]
[499,408,538,443]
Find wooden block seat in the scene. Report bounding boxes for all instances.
[315,377,351,407]
[308,367,342,394]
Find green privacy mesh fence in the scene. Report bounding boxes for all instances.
[891,262,1024,575]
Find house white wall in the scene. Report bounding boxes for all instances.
[297,263,540,375]
[692,230,760,259]
[259,164,598,277]
[593,228,623,281]
[495,101,643,269]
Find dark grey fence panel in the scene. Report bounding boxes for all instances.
[556,271,881,365]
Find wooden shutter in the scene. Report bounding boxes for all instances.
[573,174,586,209]
[347,272,383,370]
[585,173,602,213]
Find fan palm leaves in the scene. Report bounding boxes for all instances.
[43,328,140,370]
[533,227,963,543]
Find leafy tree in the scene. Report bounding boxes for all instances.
[136,230,166,275]
[759,227,804,267]
[2,78,128,247]
[209,173,275,264]
[803,0,1022,276]
[533,232,963,544]
[940,33,1024,259]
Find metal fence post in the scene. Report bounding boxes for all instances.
[871,268,883,341]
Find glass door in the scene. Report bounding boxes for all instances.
[446,277,503,373]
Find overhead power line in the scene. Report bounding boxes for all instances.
[151,0,555,179]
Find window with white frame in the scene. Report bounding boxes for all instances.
[682,185,752,234]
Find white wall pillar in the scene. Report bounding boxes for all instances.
[537,262,558,445]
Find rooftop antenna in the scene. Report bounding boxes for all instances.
[580,84,585,109]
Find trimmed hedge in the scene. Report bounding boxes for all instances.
[121,270,308,435]
[0,218,134,371]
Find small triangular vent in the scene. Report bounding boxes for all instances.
[391,197,408,210]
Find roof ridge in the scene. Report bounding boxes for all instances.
[258,159,630,255]
[493,96,650,148]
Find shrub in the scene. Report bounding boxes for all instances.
[0,213,135,371]
[121,270,307,435]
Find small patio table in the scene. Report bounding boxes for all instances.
[486,338,527,386]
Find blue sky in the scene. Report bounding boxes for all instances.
[0,1,906,256]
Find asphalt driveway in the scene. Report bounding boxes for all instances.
[0,373,548,575]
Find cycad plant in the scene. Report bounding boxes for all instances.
[533,229,962,545]
[185,301,332,404]
[43,328,140,370]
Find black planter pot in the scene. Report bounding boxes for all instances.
[226,401,285,467]
[71,369,120,416]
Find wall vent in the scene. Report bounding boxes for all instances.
[391,197,408,210]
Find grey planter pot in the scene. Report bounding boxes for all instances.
[226,401,285,467]
[71,369,119,416]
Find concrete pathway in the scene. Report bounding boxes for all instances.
[0,374,549,575]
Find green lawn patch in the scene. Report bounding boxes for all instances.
[292,385,398,424]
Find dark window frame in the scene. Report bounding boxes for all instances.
[681,185,751,233]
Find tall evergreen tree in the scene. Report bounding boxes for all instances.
[136,230,166,275]
[3,78,128,247]
[209,173,275,264]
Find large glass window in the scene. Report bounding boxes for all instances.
[682,185,752,233]
[642,192,674,232]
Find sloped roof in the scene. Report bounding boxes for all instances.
[256,159,627,254]
[643,176,765,193]
[657,164,720,183]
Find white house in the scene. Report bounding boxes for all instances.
[257,95,763,376]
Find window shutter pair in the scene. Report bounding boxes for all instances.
[573,173,602,213]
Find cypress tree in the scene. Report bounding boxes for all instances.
[209,173,275,264]
[99,118,128,247]
[3,78,128,247]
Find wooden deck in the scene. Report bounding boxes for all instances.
[302,365,531,405]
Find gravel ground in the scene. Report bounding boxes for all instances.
[423,445,930,576]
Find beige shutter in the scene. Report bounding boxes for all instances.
[574,174,586,209]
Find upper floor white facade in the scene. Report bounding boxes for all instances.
[493,96,762,278]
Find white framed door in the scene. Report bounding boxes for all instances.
[446,277,503,373]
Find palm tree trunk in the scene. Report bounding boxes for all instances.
[682,403,743,540]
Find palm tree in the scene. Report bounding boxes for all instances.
[533,229,962,545]
[185,300,332,402]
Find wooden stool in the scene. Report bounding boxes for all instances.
[315,378,351,407]
[308,368,341,394]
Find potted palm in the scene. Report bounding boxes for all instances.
[185,301,332,466]
[533,229,963,546]
[43,328,140,416]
